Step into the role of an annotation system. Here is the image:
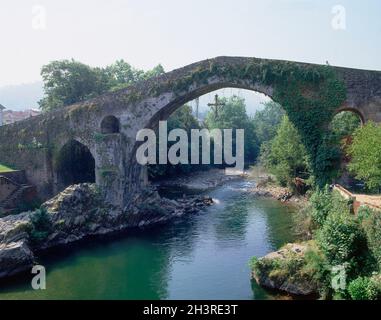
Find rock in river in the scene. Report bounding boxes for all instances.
[251,243,318,296]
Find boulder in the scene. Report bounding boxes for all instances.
[0,183,215,280]
[0,212,31,244]
[252,243,318,296]
[0,241,34,278]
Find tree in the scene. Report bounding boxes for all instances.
[39,59,165,112]
[105,59,145,90]
[148,105,204,179]
[39,59,107,112]
[105,60,164,91]
[348,122,381,191]
[205,95,259,162]
[261,116,310,187]
[252,101,285,145]
[330,111,361,140]
[316,211,366,268]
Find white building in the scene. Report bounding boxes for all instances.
[0,104,5,126]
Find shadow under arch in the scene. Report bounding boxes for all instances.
[101,115,120,134]
[54,139,96,193]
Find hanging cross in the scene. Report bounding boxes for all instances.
[207,94,225,118]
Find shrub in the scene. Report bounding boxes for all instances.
[249,256,259,271]
[28,207,53,245]
[310,187,351,228]
[303,242,332,298]
[251,245,309,287]
[348,277,378,300]
[310,186,334,227]
[261,116,310,188]
[369,274,381,299]
[292,204,313,240]
[358,206,381,269]
[316,211,367,268]
[348,122,381,191]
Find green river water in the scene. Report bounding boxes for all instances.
[0,179,296,300]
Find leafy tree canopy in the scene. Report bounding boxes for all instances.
[252,100,285,145]
[39,59,164,112]
[348,122,381,191]
[148,104,203,179]
[330,111,362,141]
[260,115,310,187]
[205,95,259,161]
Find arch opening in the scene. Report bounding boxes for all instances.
[144,83,275,130]
[133,87,282,185]
[329,110,363,190]
[101,115,120,134]
[330,110,363,139]
[55,140,95,192]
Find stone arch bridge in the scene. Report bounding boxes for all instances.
[1,56,381,207]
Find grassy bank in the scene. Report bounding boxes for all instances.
[0,164,15,173]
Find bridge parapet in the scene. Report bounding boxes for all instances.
[333,184,381,214]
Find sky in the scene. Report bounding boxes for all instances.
[0,0,380,108]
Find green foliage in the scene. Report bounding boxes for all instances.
[249,256,260,271]
[309,186,334,227]
[251,244,316,294]
[0,163,15,173]
[305,111,361,186]
[106,60,164,91]
[310,188,351,228]
[205,95,259,161]
[28,207,53,245]
[260,116,310,187]
[300,188,381,299]
[302,242,332,298]
[316,211,366,267]
[252,184,381,300]
[39,59,107,111]
[268,64,346,187]
[330,111,361,140]
[348,122,381,191]
[348,277,378,300]
[39,58,347,185]
[314,133,341,183]
[148,105,206,179]
[358,206,381,269]
[39,59,164,112]
[252,101,285,145]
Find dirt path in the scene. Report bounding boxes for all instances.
[334,184,381,211]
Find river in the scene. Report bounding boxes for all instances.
[0,178,296,300]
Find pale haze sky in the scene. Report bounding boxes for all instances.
[0,0,380,87]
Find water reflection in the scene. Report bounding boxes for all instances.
[0,179,296,300]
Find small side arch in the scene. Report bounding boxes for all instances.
[54,139,96,192]
[101,115,120,134]
[334,107,365,126]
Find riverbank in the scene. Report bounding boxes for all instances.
[0,167,303,293]
[0,183,213,280]
[251,242,318,297]
[250,179,381,300]
[152,168,245,191]
[0,175,298,299]
[245,166,308,207]
[245,167,318,298]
